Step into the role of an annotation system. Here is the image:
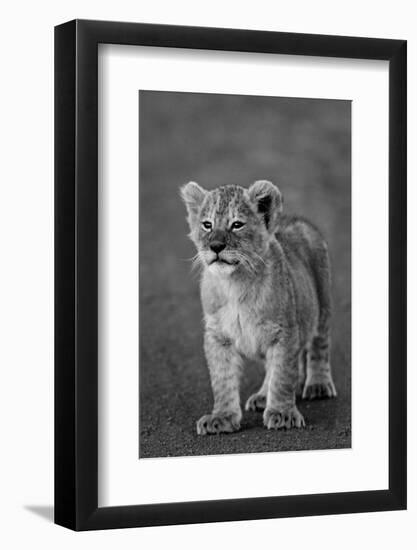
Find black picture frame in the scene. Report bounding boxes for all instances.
[55,19,407,531]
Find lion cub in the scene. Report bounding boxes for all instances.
[181,180,337,435]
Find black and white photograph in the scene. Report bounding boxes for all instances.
[0,1,410,544]
[139,90,351,458]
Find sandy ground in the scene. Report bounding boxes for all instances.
[139,91,351,458]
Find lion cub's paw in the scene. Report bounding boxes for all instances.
[263,406,305,430]
[245,392,267,412]
[302,376,337,400]
[196,412,241,435]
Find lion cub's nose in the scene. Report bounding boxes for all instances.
[210,241,226,254]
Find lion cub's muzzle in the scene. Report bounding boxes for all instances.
[206,230,236,266]
[208,240,233,265]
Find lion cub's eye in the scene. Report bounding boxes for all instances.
[201,221,212,231]
[231,221,245,231]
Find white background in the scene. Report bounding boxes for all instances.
[99,46,389,506]
[0,1,415,548]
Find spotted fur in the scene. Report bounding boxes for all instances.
[181,180,337,435]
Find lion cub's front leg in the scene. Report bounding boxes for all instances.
[264,334,305,430]
[196,330,242,435]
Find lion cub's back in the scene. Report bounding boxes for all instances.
[275,215,329,341]
[276,215,328,266]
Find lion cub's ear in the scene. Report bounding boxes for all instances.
[248,180,283,233]
[180,181,207,228]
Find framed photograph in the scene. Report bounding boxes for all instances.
[55,19,406,530]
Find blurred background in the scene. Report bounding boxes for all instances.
[139,90,351,458]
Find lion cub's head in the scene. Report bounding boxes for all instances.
[181,180,283,277]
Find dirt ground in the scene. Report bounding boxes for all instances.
[139,91,351,458]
